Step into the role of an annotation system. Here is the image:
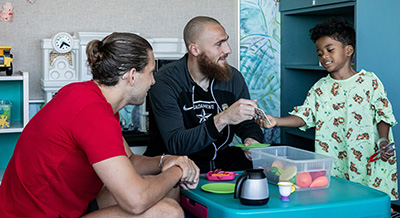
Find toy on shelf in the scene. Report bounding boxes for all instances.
[0,100,12,128]
[0,115,9,128]
[0,46,13,76]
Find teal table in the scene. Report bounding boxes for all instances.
[180,173,390,218]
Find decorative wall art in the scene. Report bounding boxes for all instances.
[0,2,13,22]
[240,0,281,143]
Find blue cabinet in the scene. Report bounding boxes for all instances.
[280,0,354,12]
[0,71,29,169]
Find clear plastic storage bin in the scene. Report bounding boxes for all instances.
[0,100,12,128]
[251,146,333,191]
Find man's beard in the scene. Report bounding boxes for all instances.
[198,52,232,82]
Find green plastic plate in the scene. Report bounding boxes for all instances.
[234,143,270,149]
[201,183,235,194]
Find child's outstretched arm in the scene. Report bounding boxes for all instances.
[377,121,394,161]
[256,115,305,129]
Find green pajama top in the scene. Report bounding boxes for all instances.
[290,69,398,200]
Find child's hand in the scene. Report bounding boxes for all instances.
[255,114,276,129]
[379,141,395,162]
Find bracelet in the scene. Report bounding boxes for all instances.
[376,138,389,147]
[158,153,167,168]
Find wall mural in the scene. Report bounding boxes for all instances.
[240,0,281,143]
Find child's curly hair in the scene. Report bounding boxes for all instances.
[310,17,356,52]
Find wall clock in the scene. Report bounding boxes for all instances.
[52,32,74,53]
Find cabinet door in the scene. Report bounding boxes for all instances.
[280,0,354,12]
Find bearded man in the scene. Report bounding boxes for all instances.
[144,16,263,173]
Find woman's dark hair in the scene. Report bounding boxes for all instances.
[86,32,152,86]
[310,17,356,51]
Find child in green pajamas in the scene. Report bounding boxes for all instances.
[257,17,398,200]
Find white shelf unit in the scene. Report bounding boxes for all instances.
[0,71,29,169]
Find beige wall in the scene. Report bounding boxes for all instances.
[1,0,238,100]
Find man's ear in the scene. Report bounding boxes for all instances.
[346,45,354,57]
[126,68,137,86]
[188,43,199,56]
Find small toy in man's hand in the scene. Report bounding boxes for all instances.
[255,107,271,125]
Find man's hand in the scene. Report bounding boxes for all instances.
[161,155,200,190]
[242,138,260,161]
[214,99,257,132]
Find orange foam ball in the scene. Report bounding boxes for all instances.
[296,172,312,188]
[310,176,328,188]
